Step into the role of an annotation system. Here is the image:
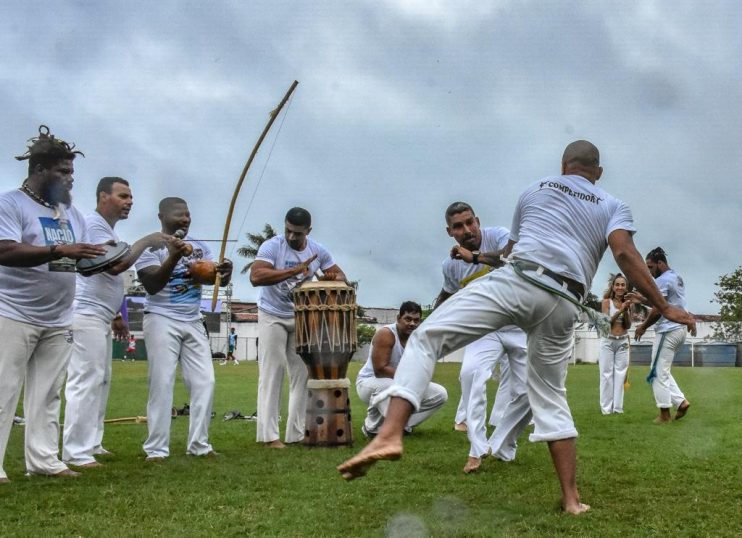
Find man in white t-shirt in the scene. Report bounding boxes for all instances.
[135,197,233,460]
[632,247,692,424]
[62,177,169,468]
[356,302,447,437]
[434,202,530,473]
[250,207,346,448]
[0,126,107,483]
[338,140,696,514]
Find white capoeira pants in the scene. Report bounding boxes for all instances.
[256,310,308,444]
[0,315,72,479]
[356,377,448,433]
[453,339,513,428]
[375,264,580,444]
[143,313,215,457]
[452,329,529,458]
[598,335,629,414]
[63,314,113,465]
[649,328,686,409]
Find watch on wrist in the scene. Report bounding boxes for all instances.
[471,250,480,264]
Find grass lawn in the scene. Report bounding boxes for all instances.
[1,360,741,537]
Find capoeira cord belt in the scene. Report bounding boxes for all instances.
[510,260,613,338]
[645,332,667,384]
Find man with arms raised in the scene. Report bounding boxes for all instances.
[434,202,529,473]
[0,126,106,482]
[338,140,696,514]
[62,177,169,468]
[356,301,447,438]
[250,207,345,448]
[135,197,232,460]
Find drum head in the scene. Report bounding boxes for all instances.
[76,241,130,276]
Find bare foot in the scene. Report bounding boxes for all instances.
[653,416,671,425]
[75,461,103,469]
[675,400,690,420]
[454,422,468,433]
[337,437,403,480]
[266,440,286,449]
[0,477,10,484]
[563,502,591,515]
[51,469,81,478]
[463,456,483,474]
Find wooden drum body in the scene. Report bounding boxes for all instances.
[293,281,357,447]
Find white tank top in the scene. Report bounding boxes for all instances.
[356,323,403,381]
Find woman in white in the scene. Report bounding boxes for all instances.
[598,274,632,414]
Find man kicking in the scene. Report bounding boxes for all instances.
[337,140,696,514]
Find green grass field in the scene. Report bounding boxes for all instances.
[2,361,741,537]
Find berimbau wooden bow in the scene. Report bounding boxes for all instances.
[211,80,299,311]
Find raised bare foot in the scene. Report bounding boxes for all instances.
[463,456,483,474]
[675,400,690,420]
[563,502,591,515]
[266,440,286,449]
[337,437,403,480]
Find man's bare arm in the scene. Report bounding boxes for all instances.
[370,328,396,378]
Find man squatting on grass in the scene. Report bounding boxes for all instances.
[0,126,107,482]
[337,140,697,514]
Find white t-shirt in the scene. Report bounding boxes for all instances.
[255,235,335,318]
[74,211,124,322]
[0,189,88,327]
[654,269,687,333]
[356,323,403,382]
[442,227,510,294]
[509,174,636,293]
[135,236,213,322]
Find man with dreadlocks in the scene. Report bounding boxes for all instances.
[631,247,692,424]
[0,126,106,482]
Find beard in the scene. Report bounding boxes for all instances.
[43,180,72,206]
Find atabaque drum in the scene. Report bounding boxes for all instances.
[293,281,357,447]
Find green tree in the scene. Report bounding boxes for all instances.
[237,223,277,274]
[711,267,742,342]
[583,291,602,312]
[356,323,376,346]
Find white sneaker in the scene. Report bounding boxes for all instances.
[219,361,227,366]
[234,361,240,365]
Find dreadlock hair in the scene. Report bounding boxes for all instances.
[15,125,84,174]
[646,247,667,264]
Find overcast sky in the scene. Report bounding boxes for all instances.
[2,1,740,314]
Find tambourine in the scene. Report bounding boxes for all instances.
[76,241,131,276]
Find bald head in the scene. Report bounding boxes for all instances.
[561,140,602,182]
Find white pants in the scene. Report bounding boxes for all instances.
[356,377,448,432]
[0,315,72,479]
[376,265,580,443]
[453,329,528,458]
[256,310,308,443]
[143,313,215,457]
[598,336,629,414]
[63,314,113,465]
[453,337,512,428]
[649,328,686,408]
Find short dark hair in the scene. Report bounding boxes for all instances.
[96,177,129,201]
[646,247,667,264]
[159,197,188,213]
[285,207,311,227]
[15,125,83,174]
[398,301,422,317]
[445,202,475,224]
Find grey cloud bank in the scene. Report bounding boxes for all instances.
[2,1,740,313]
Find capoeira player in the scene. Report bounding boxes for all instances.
[598,273,633,415]
[631,247,691,424]
[135,197,233,460]
[338,140,696,514]
[356,301,447,437]
[0,126,106,482]
[62,176,168,468]
[433,202,529,473]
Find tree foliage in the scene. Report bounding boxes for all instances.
[356,323,376,346]
[711,267,742,342]
[237,223,277,274]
